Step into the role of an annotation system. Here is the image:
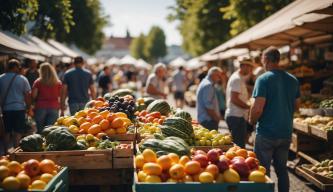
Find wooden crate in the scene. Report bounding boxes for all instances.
[108,133,136,141]
[10,148,113,169]
[310,125,333,141]
[133,171,274,192]
[301,164,333,184]
[113,141,134,168]
[290,133,297,152]
[292,132,322,152]
[0,167,69,192]
[293,122,310,134]
[296,166,333,191]
[190,144,234,152]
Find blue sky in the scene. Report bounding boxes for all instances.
[100,0,182,46]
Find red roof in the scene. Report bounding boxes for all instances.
[104,36,132,50]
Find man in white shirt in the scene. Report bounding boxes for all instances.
[225,60,253,148]
[171,66,187,108]
[145,63,167,99]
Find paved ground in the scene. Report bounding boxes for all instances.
[167,96,319,192]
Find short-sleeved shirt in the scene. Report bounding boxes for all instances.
[0,72,31,111]
[172,70,186,92]
[196,77,220,123]
[33,79,62,109]
[145,74,166,99]
[253,70,300,139]
[225,70,249,118]
[98,74,111,90]
[63,67,93,104]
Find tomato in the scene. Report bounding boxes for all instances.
[158,119,164,124]
[140,110,148,117]
[153,118,159,123]
[147,112,161,118]
[147,116,154,122]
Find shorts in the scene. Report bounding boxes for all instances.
[174,91,184,100]
[3,110,26,133]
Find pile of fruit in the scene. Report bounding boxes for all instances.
[193,125,232,146]
[134,146,268,183]
[294,116,333,131]
[136,111,166,124]
[0,158,60,190]
[300,95,321,109]
[309,159,333,179]
[137,122,161,138]
[320,99,333,109]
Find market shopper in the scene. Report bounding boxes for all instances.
[145,63,167,99]
[61,56,96,115]
[25,59,39,87]
[0,59,32,153]
[32,63,62,133]
[98,66,112,96]
[250,47,300,192]
[225,60,253,148]
[171,66,187,108]
[196,67,222,130]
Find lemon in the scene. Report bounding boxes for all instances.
[205,140,212,146]
[2,176,20,190]
[30,180,47,190]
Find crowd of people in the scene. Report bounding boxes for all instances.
[0,47,299,192]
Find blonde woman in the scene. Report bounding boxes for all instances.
[32,63,62,133]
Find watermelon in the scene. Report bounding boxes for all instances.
[146,99,171,116]
[174,109,192,123]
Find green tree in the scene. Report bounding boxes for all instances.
[144,26,167,63]
[130,33,146,59]
[0,0,38,35]
[221,0,291,36]
[62,0,108,54]
[168,0,231,56]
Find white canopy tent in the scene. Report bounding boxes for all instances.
[136,59,152,69]
[120,55,137,65]
[0,31,41,55]
[47,39,79,58]
[106,57,120,66]
[169,57,187,67]
[186,58,205,70]
[27,36,63,57]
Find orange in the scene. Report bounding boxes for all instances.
[247,151,256,158]
[199,172,214,183]
[78,129,86,134]
[92,115,103,124]
[7,161,22,175]
[115,112,128,118]
[99,119,110,130]
[225,151,237,160]
[144,175,161,183]
[179,156,190,166]
[77,117,87,125]
[183,174,193,182]
[184,161,201,175]
[235,149,248,159]
[120,118,131,127]
[0,159,9,166]
[39,159,56,174]
[111,118,124,129]
[135,155,145,169]
[2,176,20,190]
[87,124,101,135]
[99,110,110,119]
[142,149,157,162]
[229,146,241,152]
[157,155,172,171]
[80,122,92,132]
[40,173,54,183]
[107,113,117,123]
[105,128,116,136]
[168,153,179,164]
[87,112,98,119]
[16,173,31,188]
[96,132,107,139]
[116,127,127,134]
[94,101,104,108]
[75,110,87,118]
[169,164,185,180]
[0,165,9,179]
[137,170,147,182]
[205,164,219,177]
[143,163,162,175]
[87,108,98,114]
[258,166,266,174]
[30,180,47,190]
[248,170,266,183]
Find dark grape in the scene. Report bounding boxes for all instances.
[119,98,124,102]
[129,100,135,106]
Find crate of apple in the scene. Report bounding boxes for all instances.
[135,146,269,184]
[0,157,65,191]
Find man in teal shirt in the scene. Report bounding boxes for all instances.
[250,47,300,192]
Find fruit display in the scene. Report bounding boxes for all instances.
[136,110,166,124]
[0,157,61,191]
[193,125,233,146]
[137,122,161,138]
[320,98,333,109]
[309,159,333,179]
[138,136,191,157]
[135,147,268,183]
[300,83,311,93]
[159,117,195,145]
[146,99,172,116]
[300,95,321,109]
[294,115,333,131]
[135,97,155,112]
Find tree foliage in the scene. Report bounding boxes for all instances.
[168,0,231,56]
[130,33,146,59]
[221,0,291,36]
[0,0,38,35]
[144,26,167,63]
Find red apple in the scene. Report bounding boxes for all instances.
[214,149,223,156]
[160,171,170,182]
[195,150,207,156]
[24,159,40,177]
[230,161,250,178]
[193,154,209,168]
[217,156,230,172]
[245,157,259,170]
[231,156,245,164]
[207,149,219,164]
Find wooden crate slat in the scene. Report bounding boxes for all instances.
[296,166,333,191]
[310,125,333,141]
[293,122,310,133]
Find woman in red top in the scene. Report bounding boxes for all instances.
[32,63,62,133]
